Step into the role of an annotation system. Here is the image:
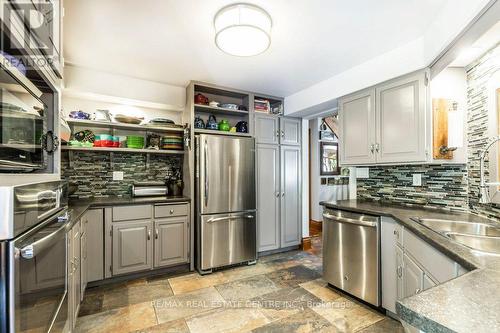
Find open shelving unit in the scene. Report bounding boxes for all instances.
[64,119,186,155]
[194,129,252,137]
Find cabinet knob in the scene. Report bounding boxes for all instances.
[275,192,280,197]
[415,288,421,295]
[169,209,174,214]
[393,230,399,236]
[281,192,285,197]
[344,275,349,281]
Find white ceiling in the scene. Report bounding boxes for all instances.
[64,0,448,97]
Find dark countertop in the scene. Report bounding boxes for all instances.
[69,196,191,223]
[320,199,500,333]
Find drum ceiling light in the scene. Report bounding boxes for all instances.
[214,3,272,57]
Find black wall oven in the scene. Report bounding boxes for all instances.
[0,181,68,333]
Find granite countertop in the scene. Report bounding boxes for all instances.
[68,195,191,223]
[320,199,500,333]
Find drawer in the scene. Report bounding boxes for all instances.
[155,203,188,218]
[403,229,456,283]
[112,205,152,221]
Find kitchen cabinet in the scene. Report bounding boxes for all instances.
[154,217,188,267]
[256,144,280,252]
[403,253,424,298]
[112,220,153,275]
[280,145,301,247]
[339,70,428,166]
[80,220,87,300]
[255,114,279,145]
[381,217,469,314]
[68,220,81,330]
[84,209,104,283]
[255,115,301,146]
[339,88,377,165]
[280,117,301,146]
[376,72,426,163]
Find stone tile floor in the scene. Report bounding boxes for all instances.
[76,236,403,333]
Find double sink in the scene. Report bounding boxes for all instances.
[412,218,500,255]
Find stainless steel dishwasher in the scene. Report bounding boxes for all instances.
[322,207,380,307]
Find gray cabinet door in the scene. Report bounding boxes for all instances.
[70,222,81,328]
[376,72,427,163]
[255,114,279,144]
[112,220,153,275]
[339,88,377,165]
[257,144,280,252]
[280,117,301,146]
[280,145,301,247]
[396,245,404,301]
[80,226,87,300]
[403,253,424,299]
[84,209,104,282]
[154,217,188,267]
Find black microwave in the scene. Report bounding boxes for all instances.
[0,53,56,172]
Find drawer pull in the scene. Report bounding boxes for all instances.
[170,209,174,214]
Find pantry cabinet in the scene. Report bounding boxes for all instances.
[256,121,302,252]
[339,70,428,166]
[256,144,281,252]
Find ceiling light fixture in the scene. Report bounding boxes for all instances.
[214,3,272,57]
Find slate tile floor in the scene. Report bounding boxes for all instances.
[76,237,403,333]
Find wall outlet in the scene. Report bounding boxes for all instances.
[412,174,422,186]
[356,168,369,179]
[113,171,124,181]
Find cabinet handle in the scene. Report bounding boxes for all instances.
[276,130,280,137]
[169,209,174,214]
[394,230,399,237]
[155,229,159,239]
[415,288,421,295]
[281,192,285,197]
[397,266,402,278]
[281,130,285,138]
[275,192,280,197]
[370,144,375,154]
[147,230,151,241]
[375,143,380,153]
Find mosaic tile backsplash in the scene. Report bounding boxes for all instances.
[356,164,469,210]
[466,43,500,219]
[61,151,182,198]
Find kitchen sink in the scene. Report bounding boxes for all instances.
[414,218,500,237]
[446,233,500,255]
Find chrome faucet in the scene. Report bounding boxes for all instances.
[479,136,500,203]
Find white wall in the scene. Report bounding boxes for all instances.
[430,67,468,163]
[63,65,186,109]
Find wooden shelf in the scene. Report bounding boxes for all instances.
[66,119,185,133]
[194,104,249,115]
[194,129,252,137]
[62,146,185,154]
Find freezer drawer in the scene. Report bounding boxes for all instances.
[322,209,380,306]
[199,211,256,271]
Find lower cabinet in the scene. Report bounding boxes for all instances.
[381,217,468,314]
[112,220,153,275]
[68,220,81,330]
[110,203,190,276]
[154,218,188,267]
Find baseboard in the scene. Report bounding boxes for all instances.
[301,236,312,251]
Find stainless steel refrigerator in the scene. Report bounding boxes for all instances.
[195,134,256,274]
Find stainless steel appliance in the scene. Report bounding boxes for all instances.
[195,134,256,274]
[0,52,57,172]
[322,207,381,306]
[0,181,69,333]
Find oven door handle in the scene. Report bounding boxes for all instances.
[322,213,378,228]
[20,220,69,259]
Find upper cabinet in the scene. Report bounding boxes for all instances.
[255,115,301,146]
[339,89,376,165]
[339,70,429,166]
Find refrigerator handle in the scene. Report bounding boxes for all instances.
[204,139,209,207]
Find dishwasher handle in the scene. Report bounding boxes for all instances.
[322,213,378,228]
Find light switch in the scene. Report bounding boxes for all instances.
[356,168,369,179]
[413,174,422,186]
[113,171,124,181]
